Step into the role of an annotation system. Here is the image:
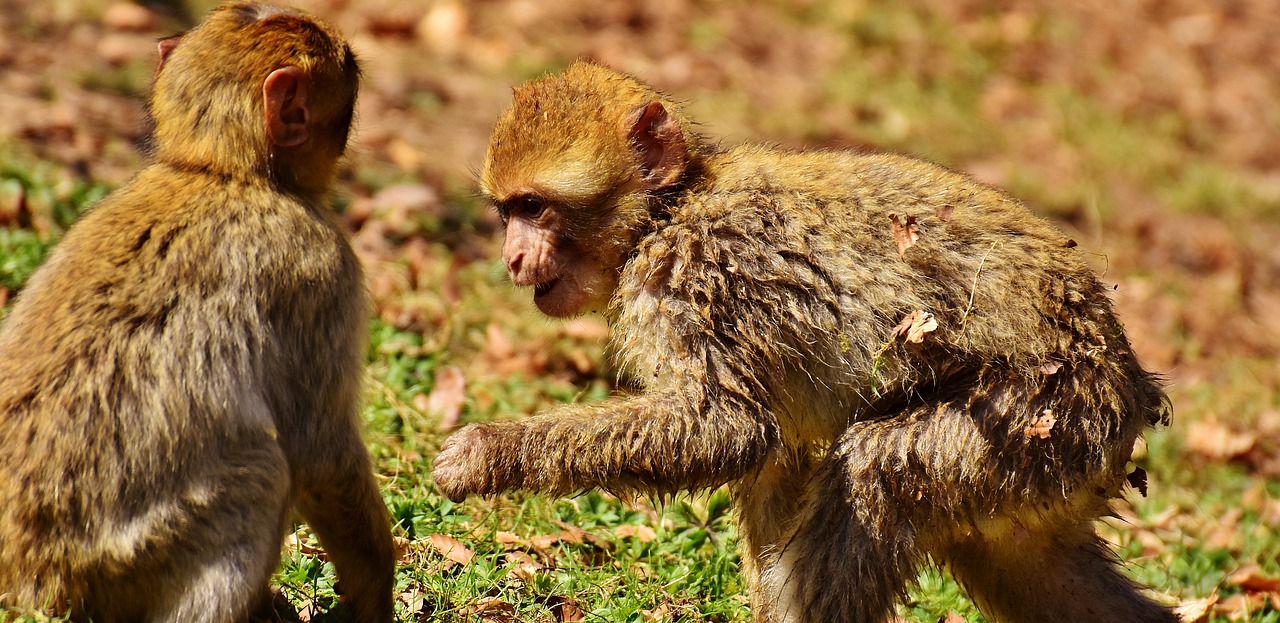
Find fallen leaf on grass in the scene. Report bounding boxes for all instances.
[641,601,674,622]
[463,596,516,623]
[615,523,657,542]
[505,550,543,582]
[427,533,474,567]
[1024,409,1056,439]
[893,310,938,344]
[398,588,428,615]
[1215,592,1269,621]
[393,536,412,561]
[935,204,954,222]
[944,612,966,623]
[1226,563,1280,593]
[1204,507,1244,551]
[1175,593,1218,623]
[421,366,466,430]
[543,595,584,622]
[889,213,920,259]
[495,531,525,546]
[1184,419,1257,461]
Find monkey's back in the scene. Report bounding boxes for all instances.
[0,164,368,611]
[617,144,1166,502]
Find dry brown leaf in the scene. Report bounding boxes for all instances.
[1024,409,1056,439]
[1039,360,1062,375]
[641,602,673,622]
[1226,563,1280,593]
[889,213,920,259]
[893,310,938,344]
[935,204,955,222]
[615,524,657,543]
[944,612,966,623]
[463,597,516,622]
[495,531,525,546]
[424,366,466,430]
[392,536,413,561]
[552,519,592,544]
[1175,593,1218,623]
[1185,419,1257,461]
[505,550,543,582]
[1205,507,1244,551]
[427,533,474,567]
[545,595,585,622]
[398,588,428,614]
[1214,592,1267,621]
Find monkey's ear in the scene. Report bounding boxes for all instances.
[625,101,686,190]
[154,34,182,76]
[263,67,310,147]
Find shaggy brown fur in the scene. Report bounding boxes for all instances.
[433,61,1174,622]
[0,4,392,621]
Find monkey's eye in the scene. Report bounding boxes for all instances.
[509,197,548,220]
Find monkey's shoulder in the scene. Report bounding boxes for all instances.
[701,145,1059,234]
[65,166,355,281]
[1,166,362,354]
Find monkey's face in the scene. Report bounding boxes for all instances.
[480,61,697,317]
[494,194,629,317]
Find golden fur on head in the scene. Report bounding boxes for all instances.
[482,61,696,203]
[150,2,359,196]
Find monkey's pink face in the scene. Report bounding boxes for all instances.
[498,197,617,317]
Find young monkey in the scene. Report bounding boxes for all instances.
[0,4,394,622]
[434,61,1175,623]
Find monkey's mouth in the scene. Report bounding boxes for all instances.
[533,278,560,298]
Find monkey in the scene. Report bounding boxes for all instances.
[432,60,1176,623]
[0,4,394,622]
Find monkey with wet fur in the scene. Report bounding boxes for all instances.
[433,61,1174,622]
[0,4,394,621]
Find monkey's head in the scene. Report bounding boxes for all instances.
[480,61,701,317]
[149,2,360,197]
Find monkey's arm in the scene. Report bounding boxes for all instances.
[433,350,779,501]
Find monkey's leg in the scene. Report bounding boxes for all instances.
[293,431,396,623]
[124,443,292,623]
[757,417,928,623]
[945,522,1177,623]
[760,396,1172,623]
[731,448,818,623]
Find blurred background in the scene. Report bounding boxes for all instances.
[1,0,1278,620]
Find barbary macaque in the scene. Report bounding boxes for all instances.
[433,61,1174,622]
[0,3,394,621]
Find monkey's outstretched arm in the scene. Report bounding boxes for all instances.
[433,359,779,501]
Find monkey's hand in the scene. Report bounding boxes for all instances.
[432,423,523,502]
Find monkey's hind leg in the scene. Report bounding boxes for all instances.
[945,522,1178,623]
[758,395,1174,623]
[118,444,292,623]
[732,449,821,623]
[757,418,939,623]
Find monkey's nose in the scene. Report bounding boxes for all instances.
[505,252,523,277]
